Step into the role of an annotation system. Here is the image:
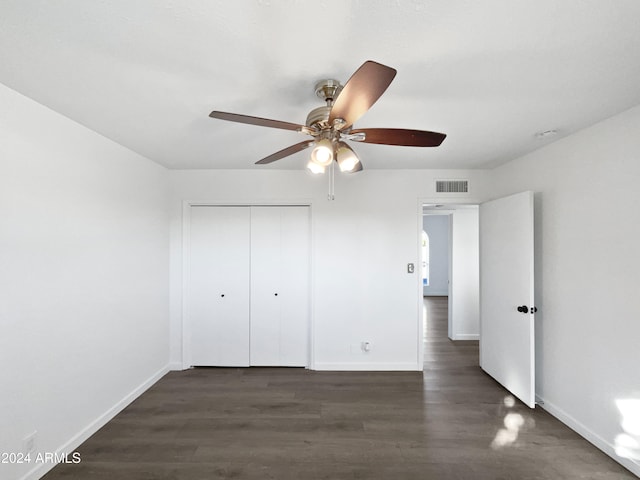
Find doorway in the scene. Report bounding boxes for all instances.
[419,193,537,408]
[420,204,480,357]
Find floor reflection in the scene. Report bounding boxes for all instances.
[491,395,535,449]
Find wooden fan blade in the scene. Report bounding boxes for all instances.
[210,111,305,132]
[350,128,446,147]
[255,140,315,165]
[328,61,397,130]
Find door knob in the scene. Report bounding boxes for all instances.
[274,293,278,296]
[531,306,537,313]
[221,294,225,297]
[517,305,529,313]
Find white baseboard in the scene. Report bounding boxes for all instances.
[536,395,640,478]
[169,361,185,371]
[313,362,421,371]
[451,333,479,341]
[21,364,170,480]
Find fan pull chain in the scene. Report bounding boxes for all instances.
[328,161,335,200]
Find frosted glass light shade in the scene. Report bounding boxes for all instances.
[306,160,325,174]
[310,139,334,166]
[336,142,360,172]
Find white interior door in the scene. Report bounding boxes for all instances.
[188,206,250,366]
[480,191,535,408]
[250,206,309,366]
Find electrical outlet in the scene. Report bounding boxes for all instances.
[23,431,37,454]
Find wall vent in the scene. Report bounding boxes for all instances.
[436,180,469,193]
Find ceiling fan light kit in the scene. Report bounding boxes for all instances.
[209,60,446,199]
[306,160,325,175]
[310,137,334,167]
[336,142,360,173]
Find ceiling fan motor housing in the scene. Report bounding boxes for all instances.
[305,106,331,128]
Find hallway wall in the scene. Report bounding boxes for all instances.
[422,214,450,296]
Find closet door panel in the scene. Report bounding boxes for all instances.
[189,206,250,366]
[278,206,310,366]
[249,207,282,366]
[250,206,309,367]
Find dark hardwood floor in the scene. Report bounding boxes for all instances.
[44,297,636,479]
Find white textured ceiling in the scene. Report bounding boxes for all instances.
[2,0,640,170]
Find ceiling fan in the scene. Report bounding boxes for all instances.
[209,60,446,174]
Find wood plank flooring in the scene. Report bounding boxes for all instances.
[44,297,636,479]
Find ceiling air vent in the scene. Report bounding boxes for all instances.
[436,180,469,193]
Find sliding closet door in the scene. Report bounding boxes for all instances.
[189,206,250,366]
[250,206,310,366]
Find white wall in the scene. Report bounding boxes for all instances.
[449,208,480,340]
[491,105,640,476]
[169,169,491,371]
[0,84,170,480]
[422,215,450,296]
